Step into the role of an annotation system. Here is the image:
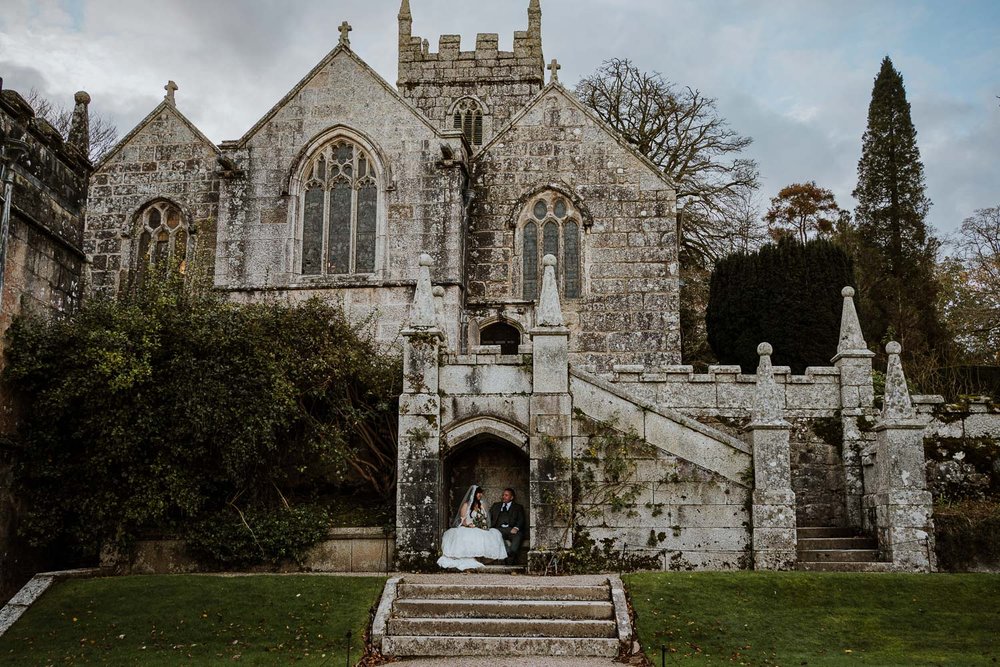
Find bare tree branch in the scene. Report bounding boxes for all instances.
[576,59,762,263]
[24,88,119,162]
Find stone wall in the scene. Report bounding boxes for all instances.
[215,48,467,347]
[84,99,220,294]
[469,86,680,371]
[397,1,544,144]
[0,84,91,602]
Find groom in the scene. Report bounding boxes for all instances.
[489,487,526,565]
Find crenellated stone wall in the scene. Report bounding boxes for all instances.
[397,1,545,143]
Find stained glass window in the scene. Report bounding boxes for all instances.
[523,222,538,300]
[298,138,380,276]
[519,192,584,301]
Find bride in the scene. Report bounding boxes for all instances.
[437,485,508,570]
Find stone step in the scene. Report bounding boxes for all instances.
[388,617,617,638]
[397,583,609,602]
[796,526,857,539]
[393,598,615,621]
[382,635,620,658]
[797,537,878,550]
[797,549,881,563]
[796,561,896,572]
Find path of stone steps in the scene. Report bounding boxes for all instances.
[795,526,893,572]
[374,573,631,659]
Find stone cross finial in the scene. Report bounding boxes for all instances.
[410,253,437,328]
[536,254,564,327]
[547,59,561,83]
[339,21,352,47]
[164,80,178,105]
[752,343,788,426]
[881,341,915,422]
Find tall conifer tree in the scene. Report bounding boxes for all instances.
[851,56,943,368]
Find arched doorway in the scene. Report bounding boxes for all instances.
[442,434,530,562]
[479,321,521,355]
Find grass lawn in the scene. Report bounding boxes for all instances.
[626,572,1000,666]
[0,574,386,666]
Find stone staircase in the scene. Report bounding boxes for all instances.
[795,526,893,571]
[373,574,630,659]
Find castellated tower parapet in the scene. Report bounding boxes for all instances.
[397,0,545,147]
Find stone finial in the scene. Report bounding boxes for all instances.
[528,0,542,36]
[536,254,564,327]
[410,253,437,328]
[836,285,871,356]
[68,91,90,156]
[164,80,178,105]
[881,341,915,422]
[547,59,561,83]
[399,0,411,19]
[339,21,352,47]
[753,342,788,426]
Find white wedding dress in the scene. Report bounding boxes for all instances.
[437,489,508,571]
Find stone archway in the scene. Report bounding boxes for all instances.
[441,434,530,559]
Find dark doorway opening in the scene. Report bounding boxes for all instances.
[442,435,530,562]
[480,322,521,355]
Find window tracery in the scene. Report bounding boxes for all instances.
[300,138,379,276]
[135,200,189,280]
[452,98,484,147]
[520,192,582,300]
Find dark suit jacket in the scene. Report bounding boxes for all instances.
[489,501,526,535]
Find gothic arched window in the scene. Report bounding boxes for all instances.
[300,138,379,276]
[135,200,190,281]
[520,193,582,300]
[452,98,484,147]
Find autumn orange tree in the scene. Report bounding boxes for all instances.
[763,181,843,243]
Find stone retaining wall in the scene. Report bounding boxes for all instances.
[114,528,395,575]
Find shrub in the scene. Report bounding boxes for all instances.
[185,505,332,569]
[706,237,856,373]
[2,275,400,562]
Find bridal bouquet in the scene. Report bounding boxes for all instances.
[473,512,489,530]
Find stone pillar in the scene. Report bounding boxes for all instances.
[68,91,90,157]
[396,254,444,567]
[529,255,573,562]
[832,286,875,529]
[750,343,797,570]
[871,342,936,571]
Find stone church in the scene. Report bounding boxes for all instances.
[84,1,944,572]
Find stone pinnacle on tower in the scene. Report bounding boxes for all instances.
[398,0,412,42]
[528,0,541,37]
[68,91,90,157]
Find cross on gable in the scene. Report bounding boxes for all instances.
[547,59,561,83]
[164,80,178,105]
[339,21,352,47]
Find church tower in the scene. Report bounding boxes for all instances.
[397,0,545,150]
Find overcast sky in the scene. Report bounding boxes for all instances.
[2,0,997,237]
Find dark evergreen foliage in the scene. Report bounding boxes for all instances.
[706,237,856,373]
[1,276,400,562]
[849,56,944,366]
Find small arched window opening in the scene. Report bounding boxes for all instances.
[135,200,190,282]
[480,322,521,355]
[452,98,484,147]
[520,193,582,301]
[300,138,379,276]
